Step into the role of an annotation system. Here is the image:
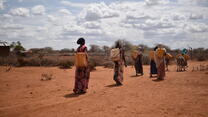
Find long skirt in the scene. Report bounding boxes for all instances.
[150,60,157,74]
[157,61,165,79]
[73,67,90,94]
[114,61,124,85]
[134,57,143,75]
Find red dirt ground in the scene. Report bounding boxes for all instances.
[0,61,208,117]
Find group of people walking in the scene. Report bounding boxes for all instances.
[73,38,168,94]
[133,46,166,80]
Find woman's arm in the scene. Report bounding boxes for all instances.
[84,47,89,62]
[122,49,127,67]
[139,54,143,63]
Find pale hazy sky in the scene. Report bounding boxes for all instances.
[0,0,208,49]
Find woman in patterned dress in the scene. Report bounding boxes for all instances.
[154,46,166,80]
[73,38,90,94]
[150,46,158,77]
[113,42,127,86]
[134,47,143,76]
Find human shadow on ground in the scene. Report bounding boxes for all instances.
[130,75,143,78]
[64,93,80,98]
[152,79,164,82]
[105,84,122,88]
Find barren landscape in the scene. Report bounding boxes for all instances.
[0,61,208,117]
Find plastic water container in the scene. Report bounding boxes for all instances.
[75,52,87,67]
[110,48,120,61]
[131,50,139,60]
[156,48,165,58]
[166,53,173,59]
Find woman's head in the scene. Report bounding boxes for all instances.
[115,41,121,49]
[182,48,187,54]
[154,46,158,51]
[77,37,85,45]
[138,46,143,52]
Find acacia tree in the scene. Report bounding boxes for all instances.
[43,47,53,53]
[155,43,171,52]
[102,45,110,56]
[89,44,102,53]
[114,39,134,51]
[10,41,25,52]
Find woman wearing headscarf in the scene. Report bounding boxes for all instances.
[150,46,158,77]
[181,48,189,67]
[134,47,143,76]
[73,38,90,94]
[154,45,166,80]
[113,42,127,86]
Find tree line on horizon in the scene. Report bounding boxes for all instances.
[0,40,207,68]
[1,40,208,62]
[8,40,208,60]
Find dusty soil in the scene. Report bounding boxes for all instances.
[0,61,208,117]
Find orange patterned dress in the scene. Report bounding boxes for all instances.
[73,45,90,94]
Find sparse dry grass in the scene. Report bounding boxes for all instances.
[1,50,208,69]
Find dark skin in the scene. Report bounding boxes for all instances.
[115,42,127,67]
[119,48,127,67]
[150,47,158,78]
[123,52,127,67]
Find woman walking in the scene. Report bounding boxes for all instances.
[134,47,143,76]
[150,46,158,77]
[154,45,166,80]
[113,42,127,86]
[73,38,90,94]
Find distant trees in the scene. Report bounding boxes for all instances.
[102,45,110,56]
[29,47,53,54]
[10,41,25,52]
[102,45,110,51]
[114,40,133,51]
[1,40,208,67]
[7,40,208,62]
[89,44,102,52]
[192,48,208,61]
[43,47,53,53]
[159,44,171,52]
[60,48,75,53]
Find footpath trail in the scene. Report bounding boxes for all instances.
[0,61,208,117]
